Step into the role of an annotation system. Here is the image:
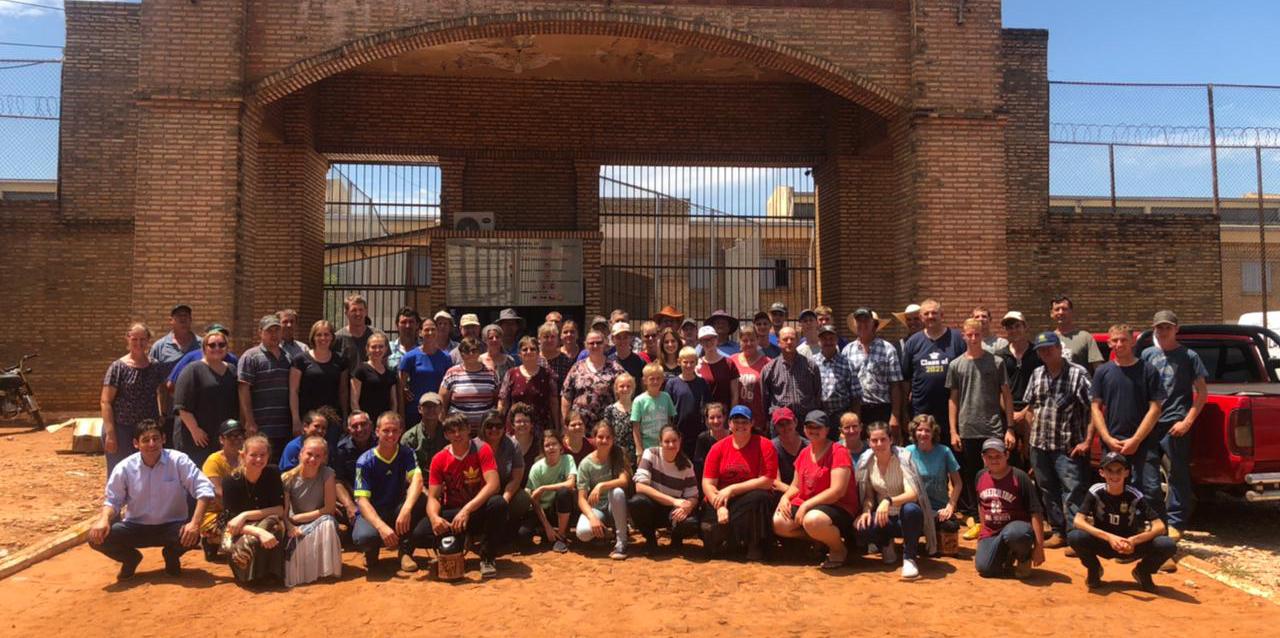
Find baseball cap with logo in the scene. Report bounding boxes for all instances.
[418,391,443,406]
[1032,331,1062,350]
[1100,451,1131,469]
[697,325,717,341]
[611,322,633,337]
[981,438,1007,454]
[771,407,797,426]
[769,302,788,315]
[259,314,282,330]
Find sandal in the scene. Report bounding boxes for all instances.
[820,554,847,570]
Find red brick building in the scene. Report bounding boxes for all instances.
[0,0,1221,409]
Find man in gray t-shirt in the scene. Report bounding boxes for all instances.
[1051,296,1103,373]
[947,318,1015,522]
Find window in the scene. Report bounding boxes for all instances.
[1242,261,1274,294]
[761,258,790,289]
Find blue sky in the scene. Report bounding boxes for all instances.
[1,0,1277,198]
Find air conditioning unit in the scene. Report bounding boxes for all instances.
[453,212,495,231]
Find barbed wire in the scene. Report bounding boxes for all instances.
[1050,122,1280,148]
[0,94,59,119]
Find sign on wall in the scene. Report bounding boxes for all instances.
[446,238,584,306]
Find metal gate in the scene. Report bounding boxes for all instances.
[599,165,816,322]
[324,163,441,331]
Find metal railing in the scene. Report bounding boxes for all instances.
[598,165,816,323]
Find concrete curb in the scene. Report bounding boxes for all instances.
[0,516,95,581]
[1178,554,1278,603]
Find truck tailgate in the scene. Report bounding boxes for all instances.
[1206,383,1280,396]
[1210,385,1280,473]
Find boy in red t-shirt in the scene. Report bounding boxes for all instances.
[425,414,509,578]
[974,438,1045,579]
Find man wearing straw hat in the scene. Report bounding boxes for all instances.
[842,307,903,437]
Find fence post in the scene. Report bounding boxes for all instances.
[1258,146,1270,330]
[1108,144,1117,213]
[1208,84,1221,217]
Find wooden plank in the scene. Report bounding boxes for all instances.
[0,516,95,581]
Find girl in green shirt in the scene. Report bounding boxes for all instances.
[523,430,577,553]
[574,421,632,560]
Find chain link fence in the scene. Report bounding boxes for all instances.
[1049,81,1280,324]
[0,58,60,192]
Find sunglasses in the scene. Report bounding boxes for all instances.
[206,342,228,350]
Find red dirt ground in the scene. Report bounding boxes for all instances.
[2,412,1278,636]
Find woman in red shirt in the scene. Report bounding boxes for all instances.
[700,404,778,562]
[772,410,858,570]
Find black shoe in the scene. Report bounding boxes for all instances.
[642,534,658,555]
[1085,566,1103,589]
[703,523,726,558]
[364,549,379,571]
[670,534,684,550]
[201,540,219,562]
[1132,566,1156,593]
[745,542,764,562]
[117,555,141,582]
[163,552,182,577]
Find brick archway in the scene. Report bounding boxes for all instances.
[248,9,906,117]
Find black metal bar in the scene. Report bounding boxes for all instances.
[1208,85,1221,217]
[1258,146,1270,331]
[1109,144,1117,213]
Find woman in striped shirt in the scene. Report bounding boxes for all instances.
[628,425,701,554]
[440,337,498,435]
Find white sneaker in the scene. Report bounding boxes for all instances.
[882,542,898,565]
[901,558,920,581]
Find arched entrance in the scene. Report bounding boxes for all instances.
[242,11,910,330]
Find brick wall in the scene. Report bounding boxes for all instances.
[0,201,134,410]
[315,75,831,161]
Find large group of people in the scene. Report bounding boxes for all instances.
[93,296,1201,594]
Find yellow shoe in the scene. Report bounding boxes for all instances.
[1167,527,1183,541]
[963,523,981,541]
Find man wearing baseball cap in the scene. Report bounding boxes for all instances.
[811,324,861,439]
[1139,310,1208,541]
[151,303,200,426]
[450,313,483,365]
[433,310,459,353]
[238,314,294,460]
[1068,452,1177,592]
[973,438,1045,580]
[402,392,447,472]
[1021,331,1092,549]
[611,322,647,391]
[767,302,788,344]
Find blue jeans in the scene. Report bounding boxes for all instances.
[1130,433,1168,522]
[1067,529,1176,576]
[866,501,924,560]
[1030,447,1089,537]
[575,487,629,550]
[1143,422,1193,529]
[90,520,188,567]
[975,520,1035,578]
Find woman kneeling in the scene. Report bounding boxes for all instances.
[282,435,342,587]
[575,421,632,560]
[773,411,858,570]
[701,405,779,562]
[629,426,701,554]
[854,422,937,581]
[224,435,286,584]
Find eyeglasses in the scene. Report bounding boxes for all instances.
[206,342,228,350]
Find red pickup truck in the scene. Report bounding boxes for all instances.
[1091,324,1280,501]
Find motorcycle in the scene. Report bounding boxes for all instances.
[0,354,43,428]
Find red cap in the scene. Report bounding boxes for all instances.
[771,407,796,426]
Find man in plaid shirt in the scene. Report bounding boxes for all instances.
[810,324,861,439]
[1022,331,1093,548]
[841,307,903,439]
